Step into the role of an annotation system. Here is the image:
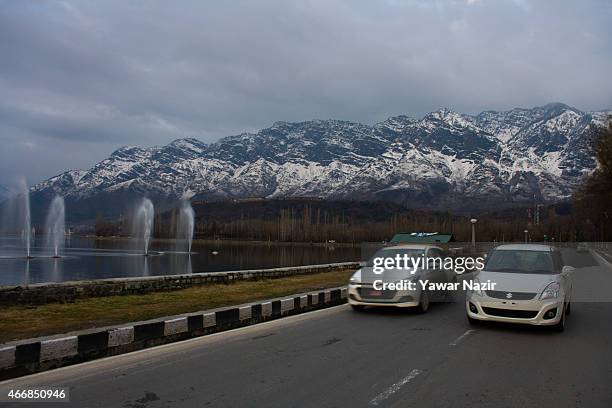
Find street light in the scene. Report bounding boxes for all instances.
[524,229,529,243]
[470,218,477,249]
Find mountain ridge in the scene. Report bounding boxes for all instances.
[30,103,611,218]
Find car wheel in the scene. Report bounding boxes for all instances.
[565,301,571,316]
[418,290,430,313]
[553,305,566,332]
[351,304,365,312]
[467,313,479,325]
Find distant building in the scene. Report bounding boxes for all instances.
[390,232,455,244]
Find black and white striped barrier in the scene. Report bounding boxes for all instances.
[0,287,348,380]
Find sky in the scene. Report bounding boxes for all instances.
[0,0,611,186]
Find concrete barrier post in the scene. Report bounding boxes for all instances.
[164,317,188,336]
[108,327,134,347]
[262,302,272,318]
[299,295,308,309]
[0,346,15,370]
[280,298,294,315]
[239,306,252,321]
[203,312,216,328]
[341,288,348,299]
[40,337,78,361]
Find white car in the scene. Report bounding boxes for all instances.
[348,244,455,313]
[466,244,574,331]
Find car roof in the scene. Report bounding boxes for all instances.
[383,244,441,250]
[493,244,554,252]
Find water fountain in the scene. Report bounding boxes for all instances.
[44,195,65,258]
[24,258,30,284]
[19,179,32,258]
[144,255,149,276]
[176,200,195,253]
[134,198,154,255]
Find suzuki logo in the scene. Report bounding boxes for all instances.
[506,292,513,299]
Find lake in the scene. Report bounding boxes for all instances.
[0,237,361,285]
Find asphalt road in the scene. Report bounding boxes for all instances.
[2,249,612,408]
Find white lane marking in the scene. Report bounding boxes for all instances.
[449,329,475,346]
[369,369,422,406]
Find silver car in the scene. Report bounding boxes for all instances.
[348,244,456,313]
[466,244,574,331]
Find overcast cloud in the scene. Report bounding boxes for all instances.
[1,0,611,186]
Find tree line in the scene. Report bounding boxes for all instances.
[573,117,612,242]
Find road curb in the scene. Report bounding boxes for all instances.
[0,286,348,380]
[593,249,612,265]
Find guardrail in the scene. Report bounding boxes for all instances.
[0,287,348,380]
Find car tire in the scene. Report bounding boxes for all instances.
[351,305,365,312]
[467,314,479,325]
[418,290,430,313]
[553,305,566,332]
[565,301,571,316]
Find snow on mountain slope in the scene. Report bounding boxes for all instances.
[31,103,610,211]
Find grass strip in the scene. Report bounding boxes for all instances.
[0,268,353,343]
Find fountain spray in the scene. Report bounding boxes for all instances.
[45,195,65,258]
[18,179,32,258]
[177,200,195,253]
[134,198,154,256]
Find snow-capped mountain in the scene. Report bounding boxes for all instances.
[31,103,610,215]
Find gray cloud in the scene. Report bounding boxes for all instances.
[0,0,611,186]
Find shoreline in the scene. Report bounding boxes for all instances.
[78,235,365,248]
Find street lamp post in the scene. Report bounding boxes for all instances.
[470,218,477,250]
[524,229,529,243]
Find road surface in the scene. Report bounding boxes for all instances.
[1,249,611,407]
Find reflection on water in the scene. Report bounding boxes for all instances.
[0,236,359,285]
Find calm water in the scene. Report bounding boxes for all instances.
[0,237,360,285]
